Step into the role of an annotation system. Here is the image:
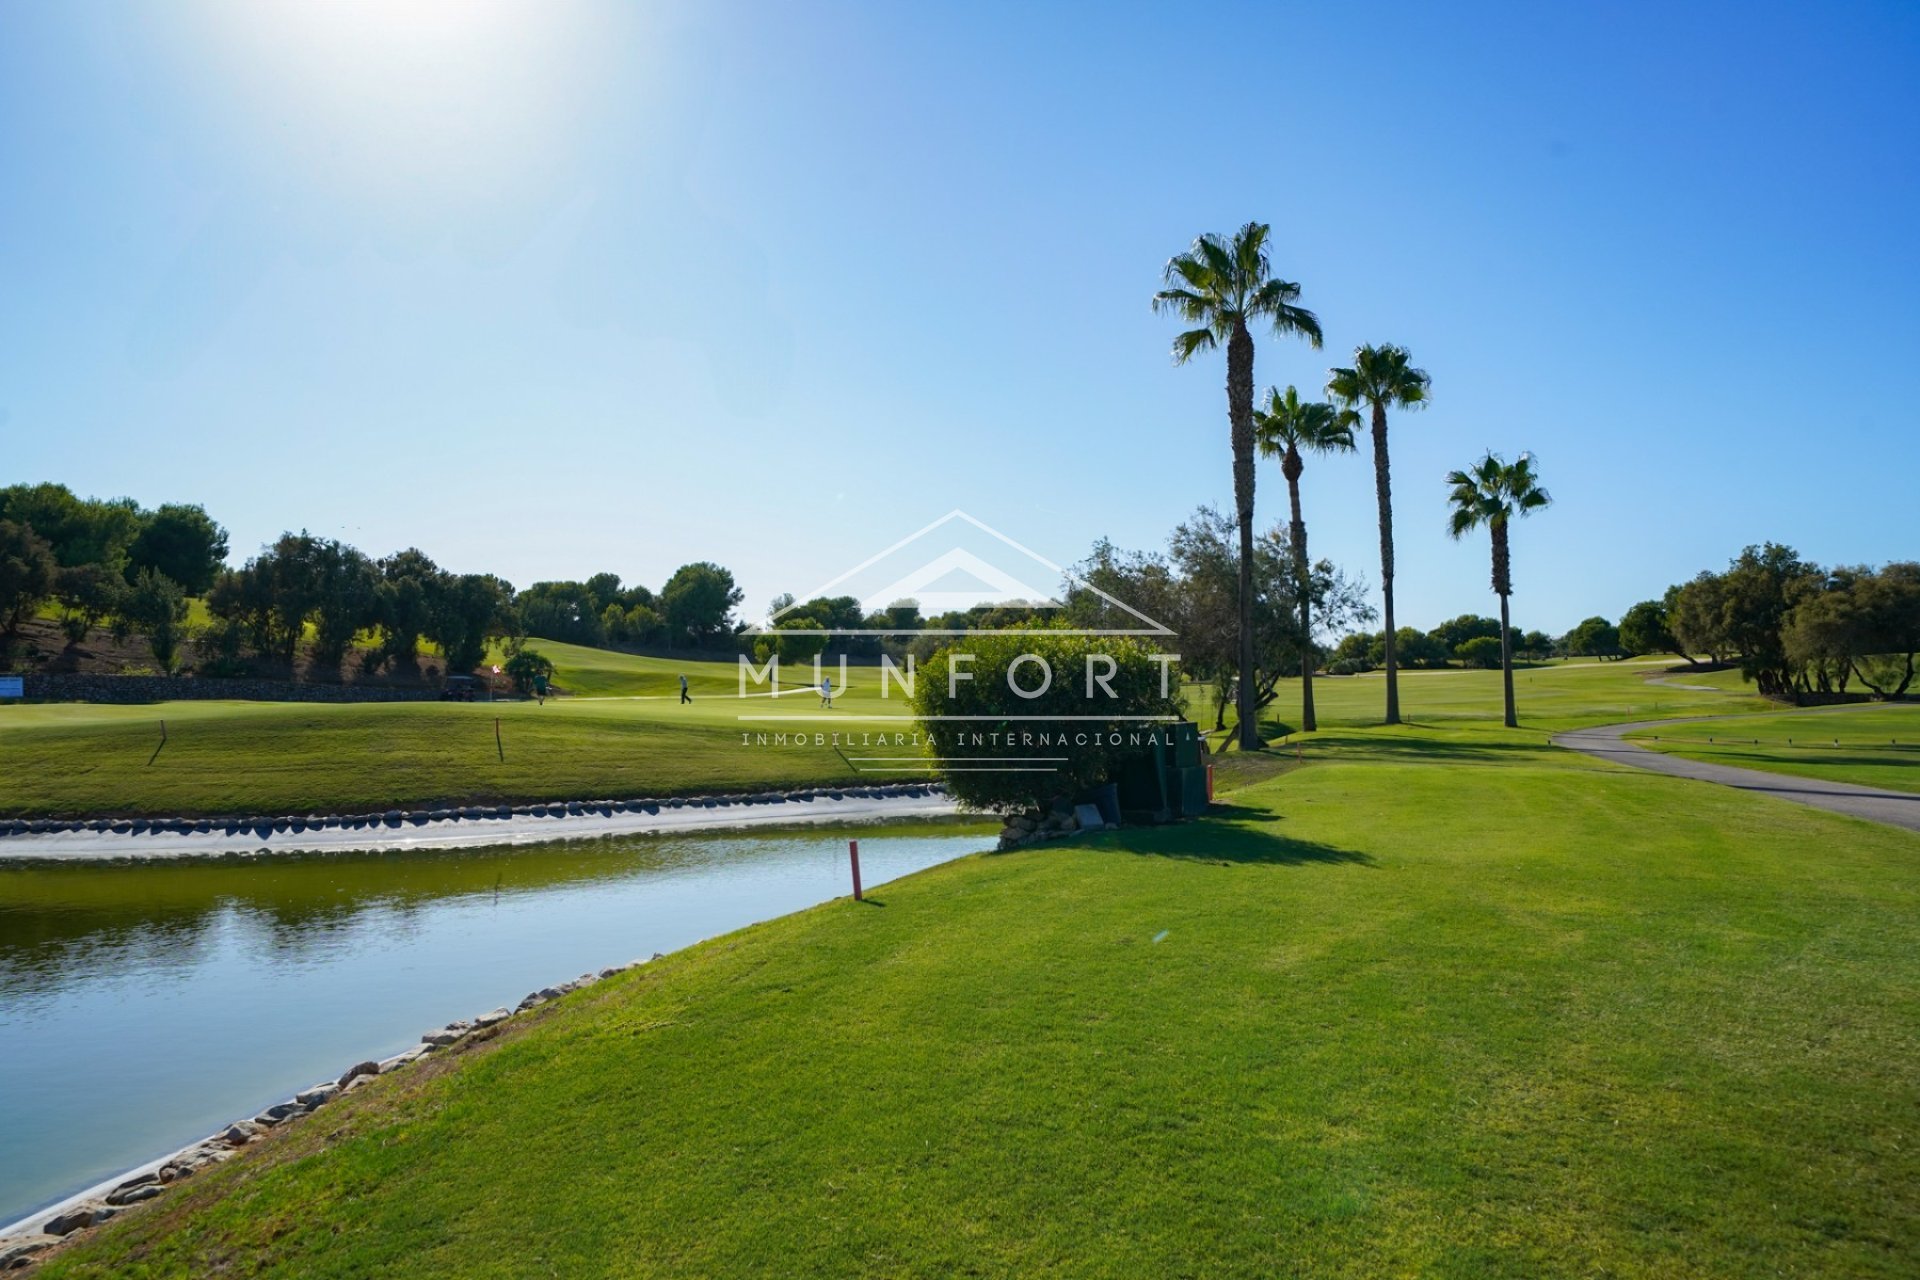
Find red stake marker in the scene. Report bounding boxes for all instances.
[849,839,863,901]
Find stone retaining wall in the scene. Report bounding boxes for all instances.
[12,674,440,705]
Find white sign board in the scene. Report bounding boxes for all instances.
[0,676,22,699]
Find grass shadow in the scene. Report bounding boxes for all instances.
[1304,734,1559,765]
[1118,810,1375,868]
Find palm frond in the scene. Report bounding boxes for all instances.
[1157,222,1318,366]
[1231,221,1271,289]
[1151,286,1210,320]
[1302,402,1357,454]
[1253,386,1301,457]
[1161,252,1213,292]
[1170,328,1216,364]
[1196,235,1240,300]
[1446,503,1481,539]
[1325,365,1360,407]
[1249,280,1322,348]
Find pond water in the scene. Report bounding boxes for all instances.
[0,823,993,1227]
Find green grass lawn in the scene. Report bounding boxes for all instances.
[1628,704,1920,794]
[37,724,1920,1278]
[481,638,760,699]
[0,649,1773,818]
[1212,658,1767,743]
[0,658,925,817]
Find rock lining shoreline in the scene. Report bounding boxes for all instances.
[0,782,956,862]
[0,956,662,1270]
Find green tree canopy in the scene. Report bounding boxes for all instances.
[1563,616,1620,659]
[0,520,59,638]
[661,562,744,648]
[0,483,141,571]
[504,647,556,695]
[1720,543,1819,697]
[1618,599,1678,659]
[1455,635,1504,668]
[120,568,189,673]
[1665,574,1729,664]
[53,563,124,645]
[127,504,228,594]
[912,628,1182,814]
[429,573,516,674]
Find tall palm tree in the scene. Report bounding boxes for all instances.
[1445,451,1551,729]
[1254,385,1356,733]
[1327,344,1430,726]
[1154,223,1322,750]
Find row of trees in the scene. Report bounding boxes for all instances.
[0,483,229,594]
[201,538,515,676]
[0,478,756,679]
[0,484,229,672]
[515,564,743,652]
[201,544,750,679]
[1329,617,1537,672]
[1412,548,1920,702]
[1155,223,1555,738]
[1607,549,1919,699]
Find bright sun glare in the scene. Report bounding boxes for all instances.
[190,0,605,210]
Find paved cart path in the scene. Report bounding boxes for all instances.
[1553,714,1920,834]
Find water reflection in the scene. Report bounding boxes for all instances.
[0,823,991,1226]
[1,840,723,1002]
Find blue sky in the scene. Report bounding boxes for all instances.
[2,1,1914,636]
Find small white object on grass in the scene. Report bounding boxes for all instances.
[1151,930,1169,944]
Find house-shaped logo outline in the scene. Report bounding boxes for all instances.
[754,510,1174,637]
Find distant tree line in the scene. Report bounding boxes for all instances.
[0,483,227,672]
[515,563,744,653]
[1609,546,1918,699]
[1328,616,1544,673]
[0,481,752,681]
[1328,544,1917,703]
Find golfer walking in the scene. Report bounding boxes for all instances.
[819,674,833,708]
[679,673,690,704]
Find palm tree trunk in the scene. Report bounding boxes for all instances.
[1227,318,1259,751]
[1493,521,1516,728]
[1371,402,1398,725]
[1497,591,1517,728]
[1286,468,1315,733]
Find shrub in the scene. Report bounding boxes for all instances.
[910,627,1181,814]
[1454,636,1504,668]
[119,568,189,674]
[1326,658,1371,676]
[752,619,828,665]
[505,647,556,695]
[0,520,58,636]
[194,616,251,678]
